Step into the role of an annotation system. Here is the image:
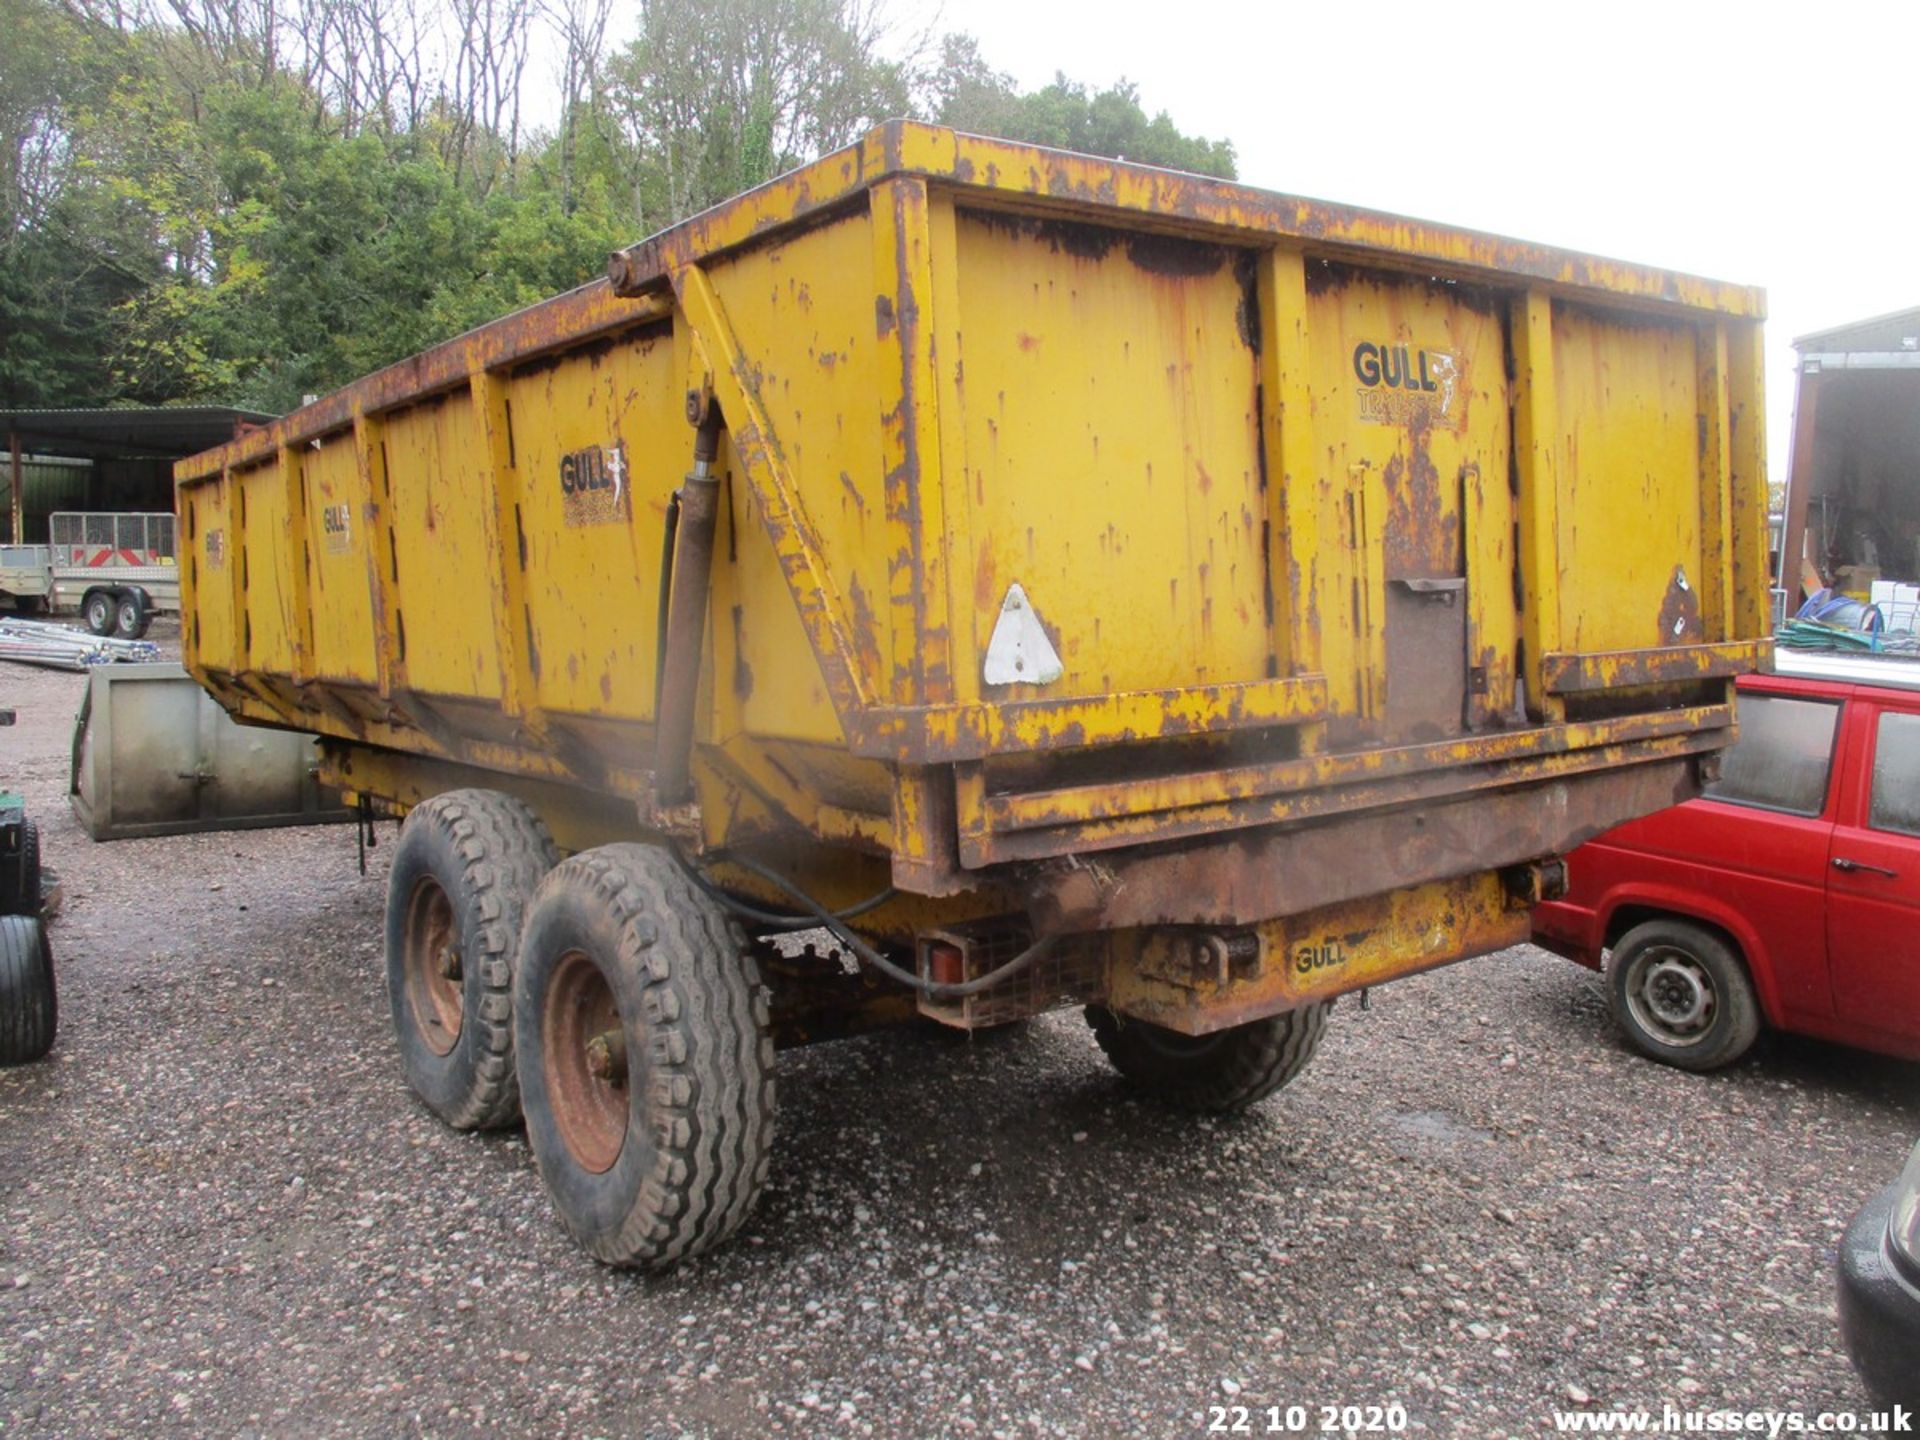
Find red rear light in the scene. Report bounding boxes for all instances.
[926,942,964,985]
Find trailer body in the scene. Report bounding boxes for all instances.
[179,124,1770,1026]
[47,512,179,616]
[1,513,177,635]
[0,547,51,606]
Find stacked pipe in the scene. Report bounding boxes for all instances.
[0,618,162,671]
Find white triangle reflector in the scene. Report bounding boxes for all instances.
[982,582,1064,687]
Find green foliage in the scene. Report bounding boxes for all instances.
[0,0,1237,415]
[925,35,1236,180]
[0,0,160,405]
[603,0,912,226]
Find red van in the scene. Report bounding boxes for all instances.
[1532,650,1920,1070]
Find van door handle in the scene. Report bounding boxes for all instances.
[1832,857,1899,879]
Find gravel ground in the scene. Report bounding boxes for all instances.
[1,634,1915,1438]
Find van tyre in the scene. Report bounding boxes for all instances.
[1086,1001,1330,1113]
[0,914,56,1065]
[515,844,774,1269]
[385,789,558,1130]
[1607,918,1761,1071]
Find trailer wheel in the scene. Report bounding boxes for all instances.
[114,593,146,639]
[0,914,56,1065]
[82,590,114,636]
[515,844,774,1268]
[2,819,41,917]
[1085,1001,1330,1114]
[385,789,558,1130]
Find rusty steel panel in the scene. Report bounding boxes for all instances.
[1103,868,1536,1036]
[1026,757,1707,935]
[1541,639,1775,694]
[974,712,1727,869]
[609,125,1764,320]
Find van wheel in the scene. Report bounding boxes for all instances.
[1607,919,1761,1071]
[515,844,774,1268]
[1086,1002,1330,1113]
[83,591,114,635]
[0,914,56,1065]
[114,594,146,639]
[385,789,558,1129]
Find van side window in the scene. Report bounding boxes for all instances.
[1869,711,1920,837]
[1703,693,1841,817]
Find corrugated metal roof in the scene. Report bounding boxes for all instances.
[1793,306,1920,355]
[0,407,278,459]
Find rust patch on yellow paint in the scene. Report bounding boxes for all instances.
[1657,565,1705,645]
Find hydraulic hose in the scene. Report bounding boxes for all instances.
[668,845,897,930]
[673,846,1058,1000]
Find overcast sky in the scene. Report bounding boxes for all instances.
[877,0,1916,483]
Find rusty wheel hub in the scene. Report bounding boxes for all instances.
[542,951,629,1174]
[402,877,463,1057]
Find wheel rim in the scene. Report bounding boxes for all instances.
[542,949,628,1175]
[401,876,463,1057]
[1623,945,1717,1047]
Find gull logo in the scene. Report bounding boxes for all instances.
[320,502,352,554]
[558,440,631,527]
[1351,341,1462,427]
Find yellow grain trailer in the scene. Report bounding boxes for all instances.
[176,123,1772,1267]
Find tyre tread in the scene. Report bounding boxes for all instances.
[388,789,557,1129]
[522,844,773,1268]
[0,914,56,1065]
[1088,1002,1329,1114]
[2,819,40,918]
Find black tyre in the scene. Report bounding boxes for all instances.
[1087,1002,1329,1113]
[385,789,558,1129]
[2,818,41,916]
[0,914,56,1065]
[515,844,774,1268]
[1607,918,1761,1071]
[113,594,145,639]
[82,591,114,636]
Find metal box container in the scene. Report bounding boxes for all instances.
[176,122,1771,1026]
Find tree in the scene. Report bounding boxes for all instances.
[924,34,1236,180]
[114,77,626,411]
[0,0,168,405]
[0,0,1242,416]
[603,0,912,227]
